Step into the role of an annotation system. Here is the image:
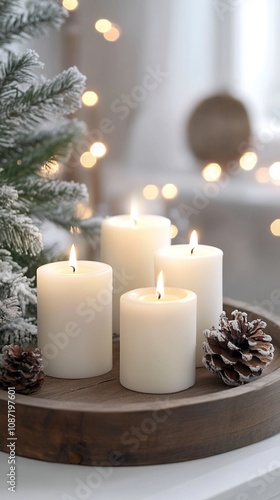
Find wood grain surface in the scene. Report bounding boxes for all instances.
[1,299,280,466]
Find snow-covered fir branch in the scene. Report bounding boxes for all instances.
[0,0,68,49]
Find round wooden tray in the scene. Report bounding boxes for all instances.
[1,299,280,466]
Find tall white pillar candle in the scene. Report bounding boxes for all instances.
[120,280,197,394]
[101,211,171,334]
[37,250,112,379]
[155,233,223,367]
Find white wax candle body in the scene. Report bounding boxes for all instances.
[101,215,171,334]
[155,245,223,367]
[37,261,112,379]
[120,287,197,394]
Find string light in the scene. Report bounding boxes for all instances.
[239,151,258,171]
[95,19,112,33]
[170,225,178,239]
[202,163,222,182]
[143,184,159,200]
[41,161,60,177]
[161,183,178,200]
[103,24,121,42]
[269,162,280,181]
[255,167,270,184]
[76,203,94,219]
[270,219,280,236]
[62,0,79,11]
[80,152,97,168]
[82,91,98,107]
[90,141,107,158]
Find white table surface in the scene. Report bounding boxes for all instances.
[1,434,280,500]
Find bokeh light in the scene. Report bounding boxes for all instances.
[103,25,121,42]
[239,151,258,171]
[82,91,98,107]
[202,163,222,182]
[76,203,94,219]
[269,162,280,181]
[95,19,112,33]
[62,0,78,11]
[41,161,60,177]
[80,152,97,168]
[143,184,159,200]
[270,219,280,236]
[170,224,178,239]
[90,142,107,158]
[255,167,270,184]
[161,183,178,200]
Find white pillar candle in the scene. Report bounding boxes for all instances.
[101,207,171,334]
[37,246,113,379]
[155,231,223,367]
[120,274,197,394]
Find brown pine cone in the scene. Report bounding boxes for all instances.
[202,310,274,386]
[0,344,45,394]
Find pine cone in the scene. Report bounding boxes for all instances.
[202,310,274,386]
[0,344,45,394]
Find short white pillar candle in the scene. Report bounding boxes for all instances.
[155,231,223,367]
[37,246,113,379]
[120,275,197,394]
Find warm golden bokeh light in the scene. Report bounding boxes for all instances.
[103,25,121,42]
[76,203,94,220]
[82,91,98,107]
[62,0,78,11]
[255,167,270,184]
[269,162,280,181]
[170,224,178,239]
[90,142,107,158]
[270,219,280,236]
[143,184,159,200]
[161,183,178,200]
[239,151,258,171]
[95,19,112,33]
[80,152,97,168]
[41,161,60,177]
[202,163,222,182]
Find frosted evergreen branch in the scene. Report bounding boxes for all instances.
[0,67,86,146]
[0,0,18,19]
[0,210,43,256]
[0,0,68,48]
[0,249,37,349]
[17,178,88,205]
[0,188,42,256]
[0,50,43,97]
[0,120,85,181]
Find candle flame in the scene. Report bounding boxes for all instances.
[130,200,139,225]
[69,244,77,273]
[156,271,164,300]
[190,230,198,255]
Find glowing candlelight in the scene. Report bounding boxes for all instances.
[69,244,77,273]
[190,230,198,255]
[156,271,164,300]
[130,200,139,225]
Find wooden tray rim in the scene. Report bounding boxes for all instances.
[1,297,280,412]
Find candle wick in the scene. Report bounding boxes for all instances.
[70,265,76,273]
[157,291,161,300]
[191,247,195,255]
[133,218,137,226]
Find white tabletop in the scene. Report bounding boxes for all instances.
[1,434,280,500]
